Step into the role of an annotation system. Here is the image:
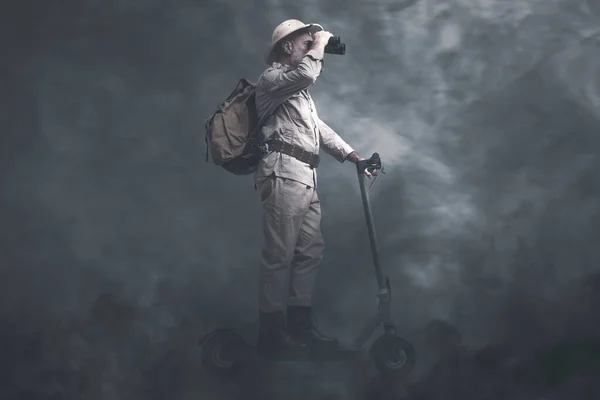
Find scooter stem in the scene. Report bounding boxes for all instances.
[356,155,385,291]
[352,154,397,346]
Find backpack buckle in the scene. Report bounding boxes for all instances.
[258,142,270,154]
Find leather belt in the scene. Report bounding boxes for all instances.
[266,141,320,169]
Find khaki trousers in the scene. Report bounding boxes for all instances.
[256,174,324,312]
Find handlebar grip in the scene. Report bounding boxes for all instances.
[356,153,383,174]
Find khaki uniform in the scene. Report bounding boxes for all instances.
[254,49,354,312]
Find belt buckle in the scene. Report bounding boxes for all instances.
[311,154,320,168]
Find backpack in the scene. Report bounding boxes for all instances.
[204,78,272,175]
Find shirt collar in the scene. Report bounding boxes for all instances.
[272,62,290,72]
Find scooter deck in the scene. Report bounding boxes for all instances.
[250,347,365,365]
[201,330,365,365]
[306,347,363,362]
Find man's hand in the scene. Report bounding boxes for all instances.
[346,151,379,178]
[310,31,334,58]
[312,31,334,47]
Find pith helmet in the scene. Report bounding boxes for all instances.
[264,19,323,65]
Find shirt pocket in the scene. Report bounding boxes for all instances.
[280,127,295,142]
[285,95,309,123]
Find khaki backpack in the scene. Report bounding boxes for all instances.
[204,78,272,175]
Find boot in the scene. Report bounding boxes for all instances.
[256,310,307,359]
[287,305,339,351]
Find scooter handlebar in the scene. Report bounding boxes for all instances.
[356,152,382,175]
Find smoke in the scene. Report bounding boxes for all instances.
[1,0,600,398]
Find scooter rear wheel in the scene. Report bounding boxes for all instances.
[369,334,416,378]
[200,329,249,377]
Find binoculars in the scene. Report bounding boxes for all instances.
[324,36,346,55]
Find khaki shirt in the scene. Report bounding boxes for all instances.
[254,49,355,188]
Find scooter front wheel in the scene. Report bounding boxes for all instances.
[369,334,416,378]
[200,329,250,377]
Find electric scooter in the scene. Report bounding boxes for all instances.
[199,153,416,379]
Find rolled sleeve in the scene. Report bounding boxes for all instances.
[318,118,354,163]
[305,49,324,62]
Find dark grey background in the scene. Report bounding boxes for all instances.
[1,0,600,398]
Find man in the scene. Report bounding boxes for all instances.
[254,19,375,359]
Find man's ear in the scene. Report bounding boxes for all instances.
[282,40,293,55]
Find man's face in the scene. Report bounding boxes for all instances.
[287,32,313,67]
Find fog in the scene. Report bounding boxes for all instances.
[1,0,600,398]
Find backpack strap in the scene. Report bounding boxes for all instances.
[249,95,283,146]
[250,108,273,140]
